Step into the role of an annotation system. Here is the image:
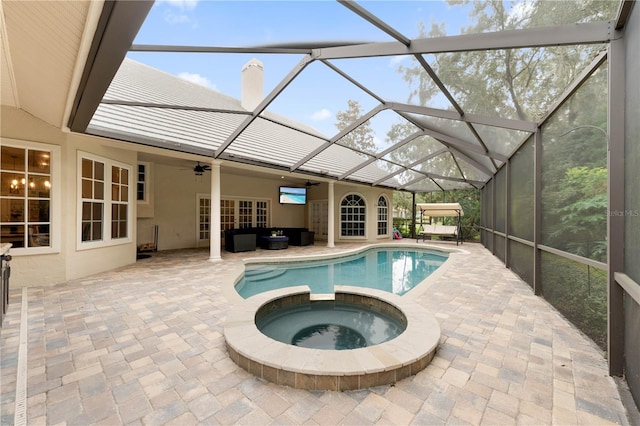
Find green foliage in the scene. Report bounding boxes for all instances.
[334,100,377,153]
[545,166,608,261]
[392,189,480,240]
[400,0,617,121]
[447,189,481,240]
[540,67,608,263]
[541,254,607,350]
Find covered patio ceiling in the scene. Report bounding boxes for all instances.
[67,0,625,193]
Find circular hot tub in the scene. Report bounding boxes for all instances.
[224,286,440,391]
[257,297,407,350]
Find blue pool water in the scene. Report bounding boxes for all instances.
[236,247,448,298]
[257,300,406,350]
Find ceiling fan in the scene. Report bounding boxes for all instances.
[193,162,211,176]
[304,180,320,187]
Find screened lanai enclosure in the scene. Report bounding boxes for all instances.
[55,0,639,410]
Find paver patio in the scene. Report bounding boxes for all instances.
[0,241,636,425]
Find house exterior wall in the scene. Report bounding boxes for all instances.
[332,184,394,243]
[2,106,394,287]
[2,106,137,288]
[221,173,306,229]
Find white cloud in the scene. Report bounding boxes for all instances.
[160,0,199,11]
[389,55,408,67]
[310,108,332,121]
[177,72,217,90]
[164,12,190,25]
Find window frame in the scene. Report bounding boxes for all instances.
[136,161,150,204]
[340,193,367,239]
[0,139,61,255]
[377,194,389,237]
[77,151,133,250]
[196,195,271,242]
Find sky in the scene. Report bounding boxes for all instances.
[128,0,473,141]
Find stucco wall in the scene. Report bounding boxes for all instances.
[1,107,67,287]
[332,184,394,243]
[141,166,394,250]
[142,167,309,250]
[1,107,137,287]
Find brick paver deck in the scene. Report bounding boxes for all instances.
[1,241,636,425]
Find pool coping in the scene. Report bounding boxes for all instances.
[223,285,441,391]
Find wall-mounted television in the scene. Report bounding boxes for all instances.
[279,186,307,205]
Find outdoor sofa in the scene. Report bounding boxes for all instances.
[224,227,315,253]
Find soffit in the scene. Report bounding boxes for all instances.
[1,0,94,127]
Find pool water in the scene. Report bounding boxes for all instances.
[236,248,447,298]
[256,300,406,350]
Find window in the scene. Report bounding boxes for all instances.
[78,152,132,249]
[377,195,389,236]
[1,142,59,253]
[137,162,149,202]
[340,194,366,237]
[81,158,105,242]
[111,166,129,239]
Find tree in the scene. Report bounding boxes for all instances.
[334,100,376,153]
[398,0,618,122]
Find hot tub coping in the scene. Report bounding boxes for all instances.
[223,285,440,391]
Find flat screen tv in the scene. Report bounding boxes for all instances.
[279,186,307,205]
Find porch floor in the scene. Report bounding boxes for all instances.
[1,241,636,425]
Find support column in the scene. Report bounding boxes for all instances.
[411,192,416,239]
[327,181,335,248]
[533,128,542,296]
[607,38,625,376]
[209,160,222,262]
[505,160,511,267]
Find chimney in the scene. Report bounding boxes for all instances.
[241,58,264,111]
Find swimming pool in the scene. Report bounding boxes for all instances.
[235,247,448,298]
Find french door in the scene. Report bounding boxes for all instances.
[309,200,328,240]
[196,195,269,245]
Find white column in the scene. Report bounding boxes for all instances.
[327,181,335,248]
[209,160,222,262]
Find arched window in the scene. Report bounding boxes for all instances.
[340,194,366,237]
[377,195,389,236]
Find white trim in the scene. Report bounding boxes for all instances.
[76,151,133,251]
[136,161,151,205]
[198,194,272,234]
[377,193,390,238]
[339,192,368,240]
[0,139,61,256]
[195,193,211,247]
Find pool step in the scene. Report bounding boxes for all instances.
[244,267,287,281]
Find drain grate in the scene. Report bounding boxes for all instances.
[14,287,28,426]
